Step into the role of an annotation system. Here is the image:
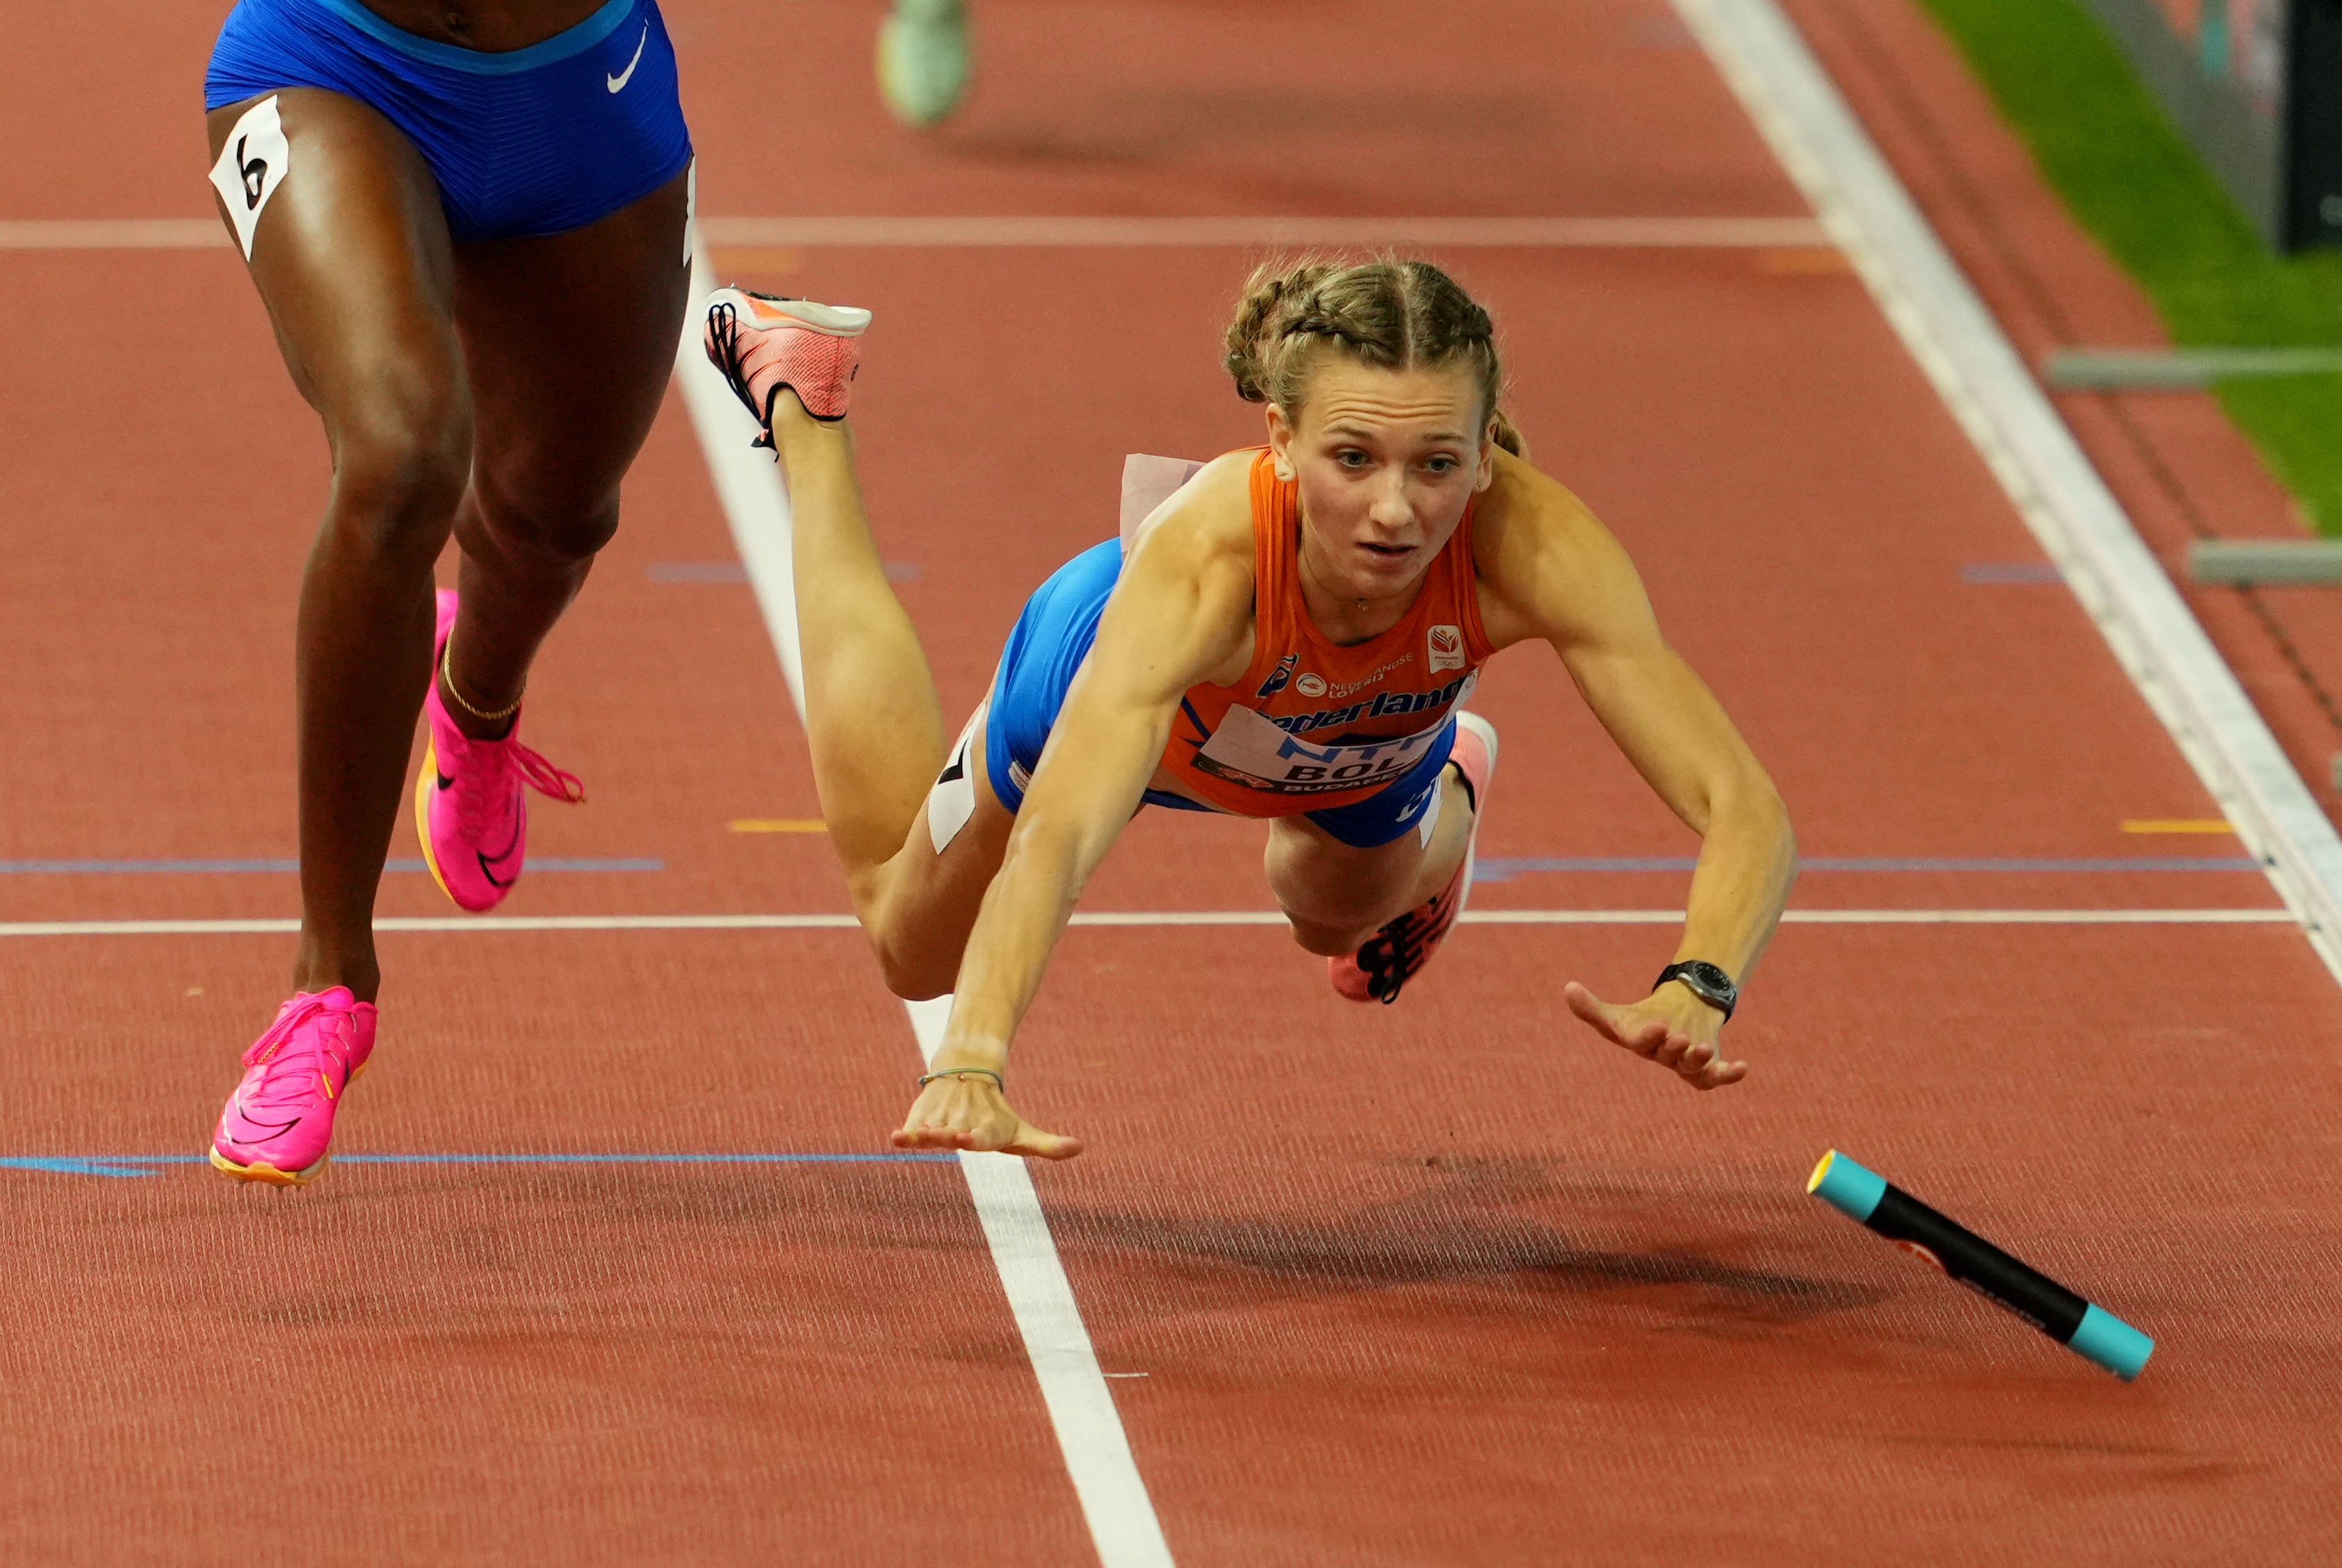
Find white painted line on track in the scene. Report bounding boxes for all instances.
[676,231,1176,1568]
[699,215,1832,249]
[1675,0,2342,986]
[0,215,1829,252]
[0,908,2294,938]
[0,218,226,247]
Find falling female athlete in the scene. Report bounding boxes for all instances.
[202,0,691,1182]
[704,258,1798,1159]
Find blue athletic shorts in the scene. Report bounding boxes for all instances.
[984,539,1458,849]
[205,0,692,242]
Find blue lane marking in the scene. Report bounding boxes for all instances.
[1961,562,2065,583]
[0,858,662,874]
[0,1157,170,1177]
[1,1152,956,1178]
[1472,854,2264,882]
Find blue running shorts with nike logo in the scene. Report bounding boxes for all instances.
[206,0,692,242]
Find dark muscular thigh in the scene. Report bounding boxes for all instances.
[450,168,692,522]
[205,90,461,441]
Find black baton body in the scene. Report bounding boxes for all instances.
[1808,1150,2152,1379]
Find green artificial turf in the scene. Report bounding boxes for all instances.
[1914,0,2342,530]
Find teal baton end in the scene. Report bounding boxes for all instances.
[2068,1303,2154,1380]
[1807,1149,1887,1223]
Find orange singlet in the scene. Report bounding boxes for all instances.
[1160,449,1497,817]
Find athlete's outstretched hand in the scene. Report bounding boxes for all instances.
[1563,980,1746,1091]
[893,1072,1085,1159]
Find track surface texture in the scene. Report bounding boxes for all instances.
[3,0,2338,1563]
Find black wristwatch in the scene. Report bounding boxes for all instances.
[1656,961,1738,1020]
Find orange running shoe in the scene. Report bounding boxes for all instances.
[703,289,871,439]
[1329,712,1499,1005]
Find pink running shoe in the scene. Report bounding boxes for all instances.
[210,988,377,1184]
[703,288,872,437]
[416,589,585,913]
[1330,712,1499,1005]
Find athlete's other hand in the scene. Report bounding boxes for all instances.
[1562,980,1746,1091]
[892,1073,1085,1159]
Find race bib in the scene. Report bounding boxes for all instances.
[1192,702,1454,797]
[209,96,289,261]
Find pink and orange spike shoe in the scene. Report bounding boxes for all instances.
[1331,711,1500,1006]
[703,288,871,437]
[210,988,377,1184]
[416,589,585,913]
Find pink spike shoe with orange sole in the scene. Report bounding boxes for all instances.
[416,589,585,913]
[210,988,377,1184]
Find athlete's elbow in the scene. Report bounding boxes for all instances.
[1710,771,1794,858]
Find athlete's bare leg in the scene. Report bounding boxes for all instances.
[440,170,690,737]
[1265,765,1478,956]
[767,400,1011,997]
[207,89,686,1002]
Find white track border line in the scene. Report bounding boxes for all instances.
[676,233,1176,1568]
[697,215,1830,248]
[0,215,1829,252]
[1675,0,2342,988]
[0,908,2295,938]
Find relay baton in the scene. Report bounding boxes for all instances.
[1807,1150,2153,1380]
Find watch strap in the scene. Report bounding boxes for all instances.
[1656,961,1738,1020]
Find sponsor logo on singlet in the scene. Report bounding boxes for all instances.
[1268,674,1473,737]
[1428,623,1465,673]
[1294,672,1327,697]
[1190,673,1477,795]
[1304,651,1416,703]
[1256,653,1298,699]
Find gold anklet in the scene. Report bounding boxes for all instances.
[439,636,523,723]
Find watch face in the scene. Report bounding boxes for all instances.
[1661,963,1737,1010]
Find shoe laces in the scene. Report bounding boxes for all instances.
[450,732,585,836]
[1355,885,1461,1006]
[706,300,755,416]
[707,297,785,448]
[238,994,352,1106]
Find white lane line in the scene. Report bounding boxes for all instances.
[0,218,225,247]
[1674,0,2342,987]
[676,231,1175,1568]
[0,215,1830,252]
[0,908,2295,938]
[899,1001,1169,1560]
[699,215,1831,248]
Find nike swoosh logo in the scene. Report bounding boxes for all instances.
[476,803,525,887]
[607,23,648,92]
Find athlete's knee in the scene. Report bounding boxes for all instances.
[870,933,955,1002]
[1285,915,1365,958]
[326,370,472,557]
[473,480,622,567]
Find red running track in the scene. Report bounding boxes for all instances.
[1,0,2338,1562]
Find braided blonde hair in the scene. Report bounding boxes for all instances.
[1223,257,1522,456]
